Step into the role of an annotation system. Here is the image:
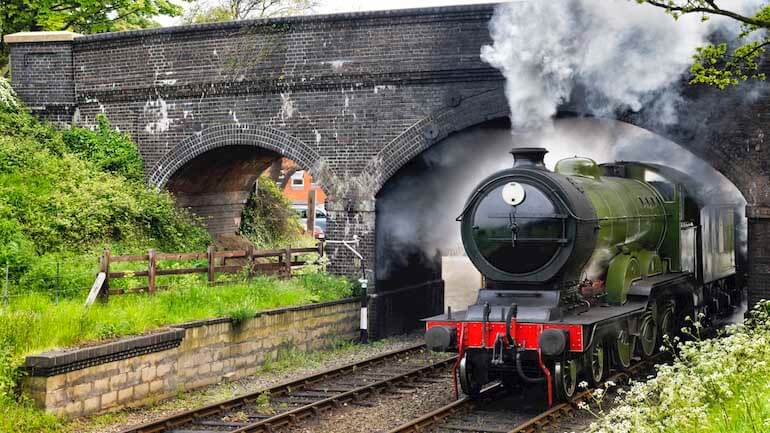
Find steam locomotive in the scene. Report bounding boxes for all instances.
[424,147,741,405]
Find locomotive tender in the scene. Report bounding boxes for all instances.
[424,147,740,405]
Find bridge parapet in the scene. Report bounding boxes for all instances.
[4,31,81,123]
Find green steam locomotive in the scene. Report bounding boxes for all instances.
[425,147,741,405]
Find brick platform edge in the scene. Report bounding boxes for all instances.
[22,298,360,418]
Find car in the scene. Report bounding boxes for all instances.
[292,204,327,238]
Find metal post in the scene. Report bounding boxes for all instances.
[359,277,368,343]
[324,237,369,343]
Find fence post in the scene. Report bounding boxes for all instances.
[247,245,254,279]
[99,249,111,302]
[207,245,216,285]
[307,189,317,234]
[284,247,292,279]
[148,248,157,295]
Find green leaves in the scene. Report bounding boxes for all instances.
[690,40,768,89]
[62,113,144,182]
[639,1,770,88]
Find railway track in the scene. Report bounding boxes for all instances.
[119,344,455,433]
[386,353,666,433]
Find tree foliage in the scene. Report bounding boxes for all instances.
[0,0,187,74]
[183,0,314,23]
[639,0,770,88]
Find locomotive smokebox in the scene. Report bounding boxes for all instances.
[510,147,548,169]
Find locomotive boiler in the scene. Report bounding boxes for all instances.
[424,147,740,405]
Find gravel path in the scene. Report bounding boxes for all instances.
[66,333,427,433]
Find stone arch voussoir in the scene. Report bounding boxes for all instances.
[368,89,509,196]
[148,124,322,188]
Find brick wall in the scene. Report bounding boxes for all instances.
[23,299,359,418]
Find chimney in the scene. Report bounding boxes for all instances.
[510,147,548,169]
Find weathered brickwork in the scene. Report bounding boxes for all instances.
[23,299,359,418]
[7,4,770,337]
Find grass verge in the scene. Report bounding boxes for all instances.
[0,273,352,433]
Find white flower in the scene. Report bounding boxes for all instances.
[579,380,589,389]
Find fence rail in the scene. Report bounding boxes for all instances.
[93,243,324,302]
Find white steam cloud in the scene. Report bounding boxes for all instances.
[480,0,750,130]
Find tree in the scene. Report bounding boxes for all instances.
[0,0,187,75]
[639,0,770,88]
[183,0,315,23]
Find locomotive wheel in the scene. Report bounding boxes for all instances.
[658,302,676,349]
[587,341,605,386]
[614,330,633,369]
[458,354,481,398]
[637,309,657,359]
[554,359,578,400]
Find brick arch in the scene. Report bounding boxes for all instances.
[148,124,322,188]
[370,93,752,203]
[367,90,510,196]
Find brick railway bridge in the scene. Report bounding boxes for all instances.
[6,4,770,339]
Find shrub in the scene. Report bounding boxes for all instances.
[0,106,210,285]
[62,114,144,182]
[240,176,304,248]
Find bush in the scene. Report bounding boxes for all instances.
[62,114,144,182]
[240,176,304,248]
[0,100,210,286]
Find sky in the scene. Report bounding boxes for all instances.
[156,0,496,26]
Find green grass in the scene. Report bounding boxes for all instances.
[1,273,351,357]
[0,273,352,433]
[587,302,770,433]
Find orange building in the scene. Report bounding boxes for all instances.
[267,158,326,206]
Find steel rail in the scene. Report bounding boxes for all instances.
[384,383,503,433]
[119,343,451,433]
[509,353,666,433]
[387,352,667,433]
[230,357,455,433]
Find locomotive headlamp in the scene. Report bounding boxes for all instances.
[502,182,526,206]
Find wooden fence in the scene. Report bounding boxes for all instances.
[94,243,324,300]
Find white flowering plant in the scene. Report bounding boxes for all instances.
[0,78,19,113]
[586,300,770,433]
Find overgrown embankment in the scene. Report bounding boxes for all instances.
[0,79,351,433]
[588,302,770,433]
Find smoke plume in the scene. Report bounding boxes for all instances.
[480,0,754,130]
